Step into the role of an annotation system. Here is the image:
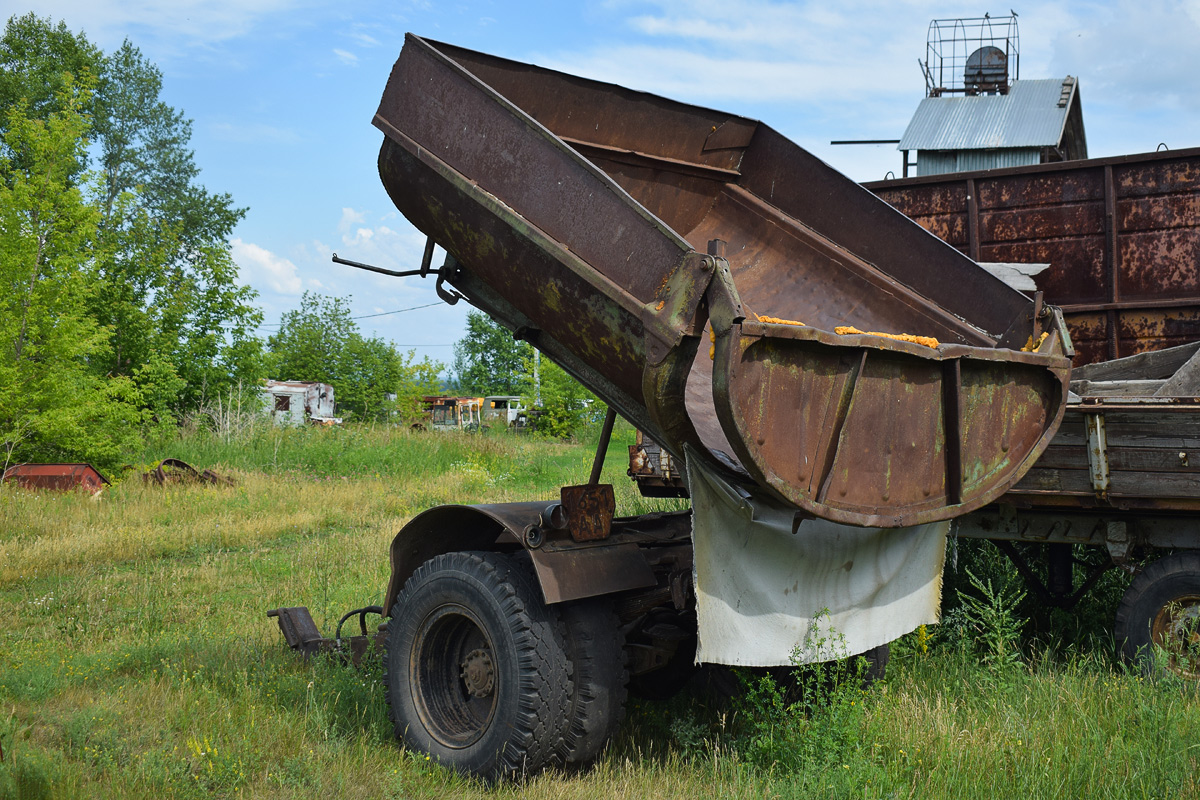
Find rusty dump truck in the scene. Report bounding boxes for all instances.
[273,36,1078,779]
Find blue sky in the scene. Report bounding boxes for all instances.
[9,0,1200,373]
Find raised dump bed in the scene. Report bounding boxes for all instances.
[374,35,1071,527]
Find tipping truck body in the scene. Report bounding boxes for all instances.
[270,35,1074,780]
[373,35,1071,528]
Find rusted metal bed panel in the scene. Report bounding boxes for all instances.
[866,148,1200,364]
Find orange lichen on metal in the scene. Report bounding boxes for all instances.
[1021,332,1050,352]
[756,314,806,326]
[834,325,940,349]
[709,327,715,360]
[655,300,665,311]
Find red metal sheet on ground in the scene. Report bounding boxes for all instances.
[2,464,109,491]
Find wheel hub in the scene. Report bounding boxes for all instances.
[1151,595,1200,679]
[460,648,495,698]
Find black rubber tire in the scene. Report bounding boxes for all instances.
[858,643,889,686]
[557,598,628,766]
[383,551,573,779]
[628,636,698,701]
[1115,551,1200,678]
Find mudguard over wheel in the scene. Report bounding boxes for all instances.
[1115,551,1200,679]
[384,551,572,779]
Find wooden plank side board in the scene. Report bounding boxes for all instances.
[1011,466,1094,494]
[1107,471,1200,498]
[1004,403,1200,505]
[1107,446,1200,473]
[1071,379,1168,396]
[1157,346,1200,395]
[1102,412,1200,449]
[1071,340,1200,381]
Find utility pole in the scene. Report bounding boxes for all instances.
[533,349,541,406]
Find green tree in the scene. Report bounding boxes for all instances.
[0,80,145,473]
[0,14,263,411]
[452,310,531,395]
[0,13,99,168]
[519,355,599,440]
[267,292,444,422]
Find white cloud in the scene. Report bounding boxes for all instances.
[209,121,301,143]
[1050,0,1200,112]
[534,1,926,107]
[338,208,366,233]
[24,0,312,48]
[346,29,381,47]
[333,48,359,65]
[231,238,303,294]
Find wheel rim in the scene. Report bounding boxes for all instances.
[410,604,498,748]
[1150,594,1200,679]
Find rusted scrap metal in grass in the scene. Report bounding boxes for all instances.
[1,463,110,492]
[141,458,234,487]
[267,606,385,667]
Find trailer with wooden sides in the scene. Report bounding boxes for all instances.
[954,342,1200,678]
[268,35,1074,780]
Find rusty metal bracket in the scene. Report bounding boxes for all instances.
[1084,414,1110,496]
[704,254,746,338]
[529,544,656,604]
[560,483,616,542]
[267,606,327,655]
[641,247,721,367]
[435,269,465,305]
[1105,520,1133,569]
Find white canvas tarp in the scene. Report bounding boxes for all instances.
[689,453,948,666]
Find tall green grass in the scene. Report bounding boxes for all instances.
[0,423,1194,798]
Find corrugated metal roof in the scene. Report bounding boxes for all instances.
[898,78,1077,151]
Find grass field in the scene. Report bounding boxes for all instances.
[1,423,1198,799]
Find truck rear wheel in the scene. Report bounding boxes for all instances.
[384,551,572,779]
[557,598,628,766]
[1114,551,1200,679]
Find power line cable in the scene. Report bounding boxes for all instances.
[253,300,448,329]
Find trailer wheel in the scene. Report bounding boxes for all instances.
[383,551,572,779]
[856,643,890,686]
[557,598,628,767]
[1114,551,1200,679]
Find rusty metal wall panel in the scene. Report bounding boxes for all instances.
[869,148,1200,363]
